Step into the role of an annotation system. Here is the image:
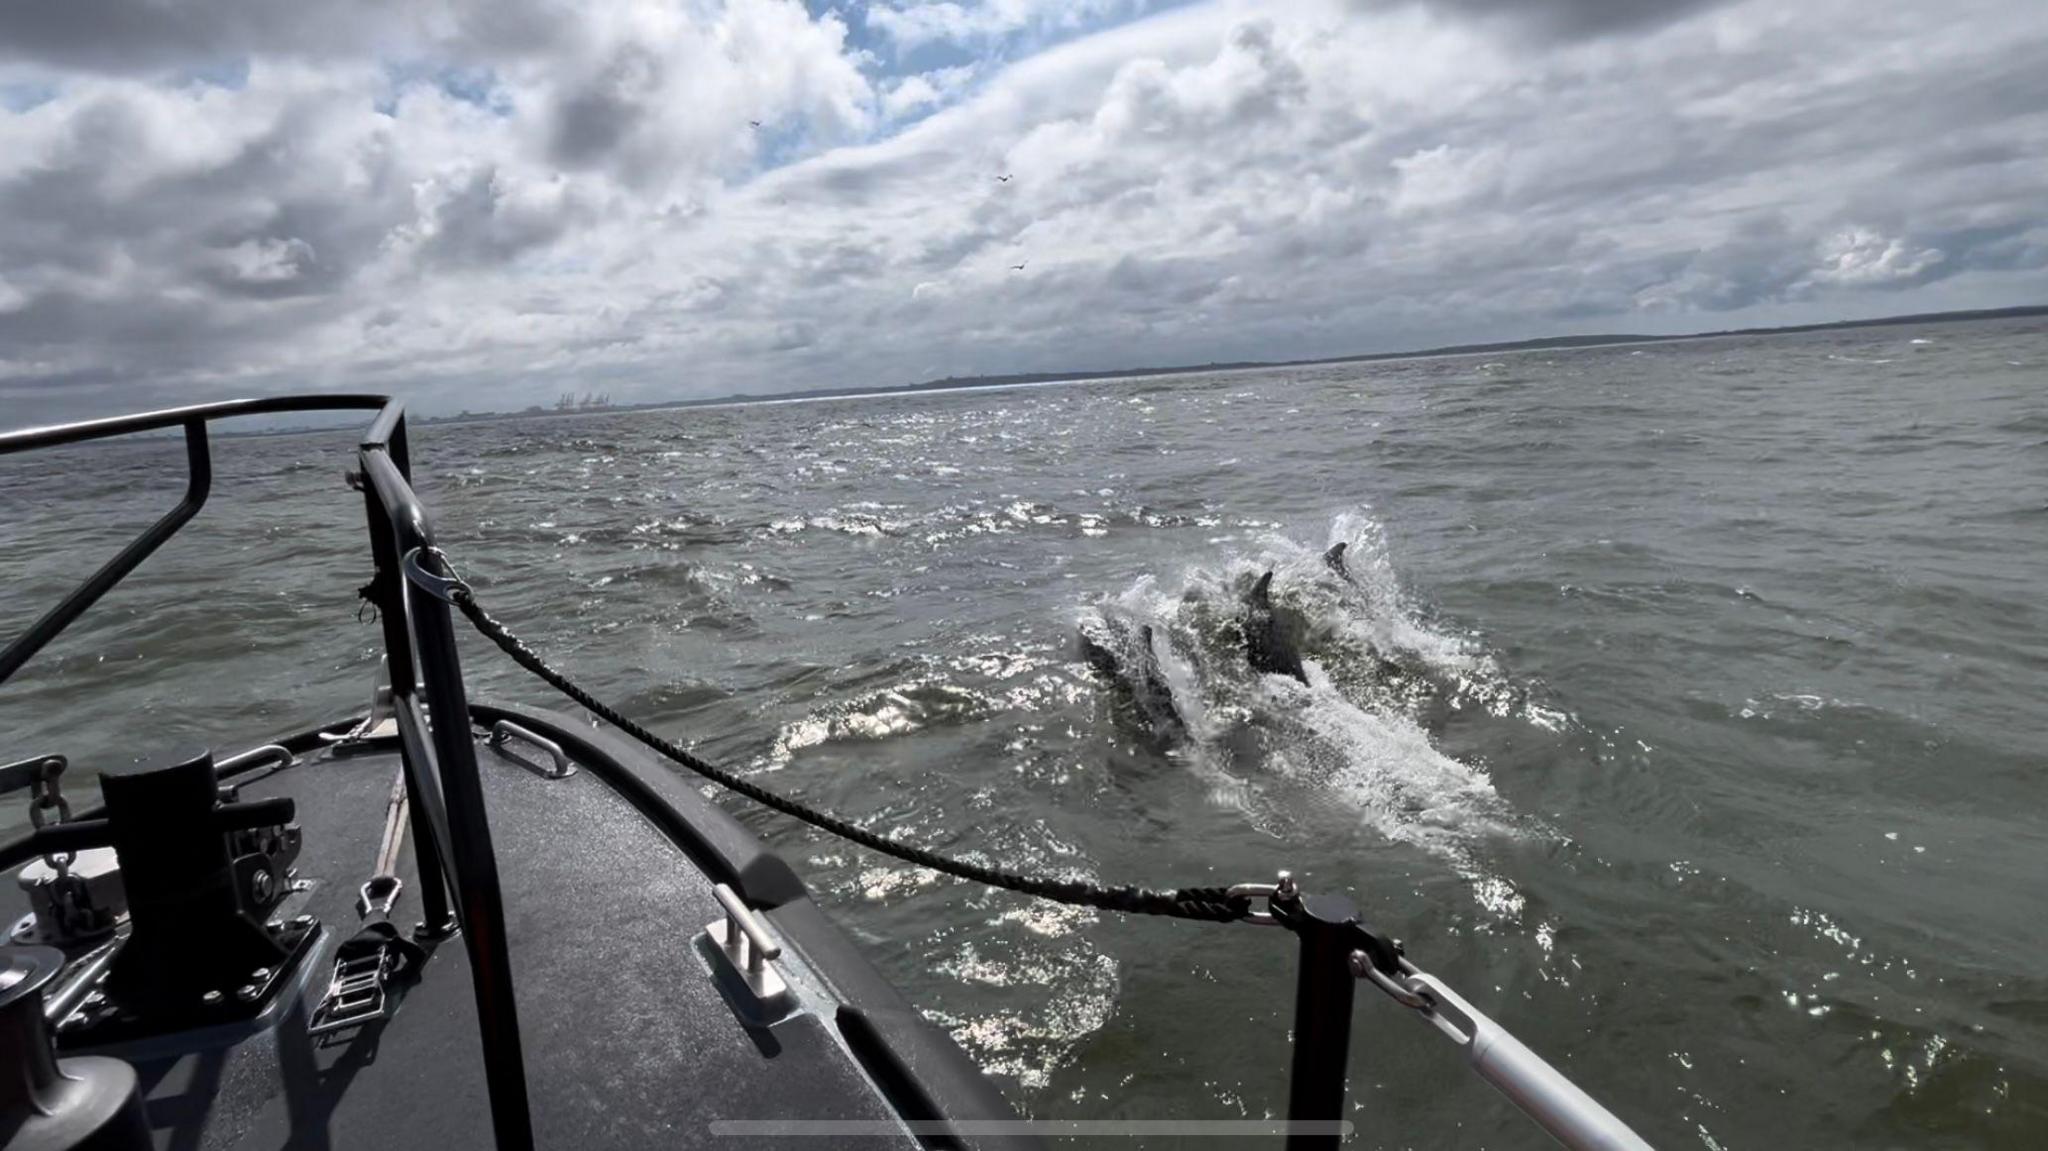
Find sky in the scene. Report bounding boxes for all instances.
[3,0,2046,421]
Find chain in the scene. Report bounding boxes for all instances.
[416,549,1255,925]
[24,756,74,877]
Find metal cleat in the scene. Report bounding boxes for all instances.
[704,883,788,1020]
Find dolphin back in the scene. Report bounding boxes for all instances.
[1078,613,1186,737]
[1242,569,1310,684]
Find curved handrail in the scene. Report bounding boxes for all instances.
[361,448,435,551]
[0,394,392,455]
[0,396,400,685]
[360,399,410,453]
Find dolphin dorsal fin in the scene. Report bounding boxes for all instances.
[1251,570,1274,605]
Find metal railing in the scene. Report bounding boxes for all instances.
[0,396,536,1151]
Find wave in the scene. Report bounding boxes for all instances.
[759,678,999,771]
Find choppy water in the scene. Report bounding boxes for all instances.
[4,316,2046,1147]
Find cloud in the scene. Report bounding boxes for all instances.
[864,0,1159,55]
[1804,226,1945,289]
[3,0,2048,422]
[880,64,979,121]
[1388,144,1508,215]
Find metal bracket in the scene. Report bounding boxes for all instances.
[12,847,124,946]
[488,721,574,780]
[329,656,398,750]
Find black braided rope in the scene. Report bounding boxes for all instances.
[447,583,1252,924]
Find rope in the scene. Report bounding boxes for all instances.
[444,578,1253,924]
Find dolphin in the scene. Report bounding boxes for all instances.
[1077,620,1124,680]
[1323,542,1351,582]
[1242,571,1310,684]
[1078,616,1185,737]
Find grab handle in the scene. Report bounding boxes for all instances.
[487,720,573,779]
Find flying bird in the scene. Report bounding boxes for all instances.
[995,174,1013,183]
[748,120,762,129]
[1010,261,1027,271]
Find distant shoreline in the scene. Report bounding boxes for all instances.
[415,303,2047,427]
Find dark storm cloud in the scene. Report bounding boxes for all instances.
[0,0,357,72]
[1379,0,1738,38]
[547,47,660,170]
[0,0,573,74]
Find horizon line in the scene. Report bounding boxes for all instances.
[418,301,2047,424]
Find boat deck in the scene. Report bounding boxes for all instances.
[6,704,1030,1150]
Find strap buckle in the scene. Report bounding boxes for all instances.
[308,923,423,1038]
[309,946,394,1036]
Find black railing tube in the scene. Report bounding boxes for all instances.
[0,421,212,685]
[390,696,459,936]
[361,497,417,697]
[0,394,389,454]
[406,556,535,1151]
[1285,893,1361,1150]
[396,742,457,936]
[359,422,454,937]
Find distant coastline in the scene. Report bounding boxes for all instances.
[411,303,2048,427]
